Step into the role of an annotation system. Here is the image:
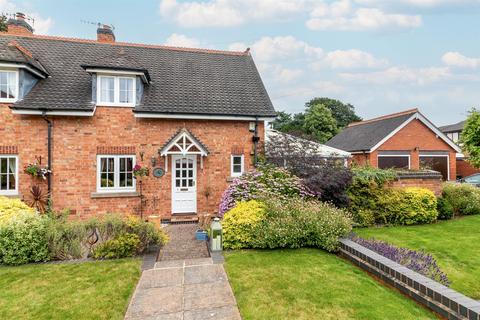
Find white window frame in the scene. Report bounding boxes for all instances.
[96,155,136,193]
[0,155,19,196]
[377,154,411,170]
[0,70,19,103]
[231,155,244,177]
[96,74,136,107]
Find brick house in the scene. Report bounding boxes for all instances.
[326,109,461,181]
[0,14,276,219]
[439,121,480,179]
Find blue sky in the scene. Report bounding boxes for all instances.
[3,0,480,125]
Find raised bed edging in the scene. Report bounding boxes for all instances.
[339,239,480,320]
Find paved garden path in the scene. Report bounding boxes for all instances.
[125,224,241,320]
[158,224,210,261]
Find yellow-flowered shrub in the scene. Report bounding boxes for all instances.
[0,196,36,225]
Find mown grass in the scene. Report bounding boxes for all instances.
[225,249,436,320]
[356,215,480,299]
[0,258,142,320]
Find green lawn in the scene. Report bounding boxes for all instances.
[0,258,142,320]
[356,215,480,300]
[225,249,436,320]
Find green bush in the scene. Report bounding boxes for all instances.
[92,233,141,259]
[222,198,352,252]
[0,212,50,265]
[0,196,36,225]
[254,198,352,252]
[442,183,480,216]
[437,197,454,220]
[223,200,266,250]
[45,219,89,260]
[380,187,438,225]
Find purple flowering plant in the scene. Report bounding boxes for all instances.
[350,234,450,286]
[218,164,314,217]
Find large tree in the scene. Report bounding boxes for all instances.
[303,103,338,143]
[305,97,361,128]
[460,108,480,168]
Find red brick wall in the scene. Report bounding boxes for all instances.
[387,178,443,196]
[1,105,263,218]
[351,119,457,180]
[457,158,480,179]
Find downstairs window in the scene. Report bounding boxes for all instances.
[97,155,136,193]
[0,155,18,195]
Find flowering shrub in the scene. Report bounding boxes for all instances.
[222,197,352,252]
[0,196,36,225]
[24,163,51,180]
[350,235,450,286]
[218,164,314,217]
[133,164,149,178]
[442,183,480,216]
[92,233,141,259]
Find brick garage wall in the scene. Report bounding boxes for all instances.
[1,105,263,218]
[351,119,457,181]
[457,158,480,179]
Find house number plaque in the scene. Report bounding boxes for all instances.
[153,167,165,178]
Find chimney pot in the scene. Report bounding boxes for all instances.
[7,12,33,35]
[97,24,115,43]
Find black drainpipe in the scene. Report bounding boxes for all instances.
[253,116,260,167]
[42,111,52,194]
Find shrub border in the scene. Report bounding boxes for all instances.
[339,239,480,320]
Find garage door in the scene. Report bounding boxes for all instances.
[419,156,449,180]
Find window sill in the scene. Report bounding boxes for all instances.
[226,176,241,182]
[0,193,21,198]
[91,191,140,199]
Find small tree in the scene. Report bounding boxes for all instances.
[460,108,480,168]
[0,15,7,32]
[303,103,338,143]
[305,97,362,128]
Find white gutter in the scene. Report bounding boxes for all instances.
[134,112,276,121]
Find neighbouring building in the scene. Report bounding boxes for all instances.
[439,120,480,179]
[325,108,461,181]
[0,13,276,220]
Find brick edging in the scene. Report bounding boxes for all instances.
[339,239,480,320]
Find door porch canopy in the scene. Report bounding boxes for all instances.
[159,128,209,170]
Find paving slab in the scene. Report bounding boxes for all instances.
[126,257,240,320]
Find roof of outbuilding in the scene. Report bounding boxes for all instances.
[439,120,465,133]
[325,109,418,152]
[0,33,275,117]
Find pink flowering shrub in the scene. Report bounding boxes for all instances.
[218,165,314,217]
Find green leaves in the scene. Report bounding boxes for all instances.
[460,108,480,168]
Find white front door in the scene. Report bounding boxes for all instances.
[171,155,197,214]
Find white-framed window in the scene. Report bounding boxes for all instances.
[231,155,244,177]
[97,75,135,106]
[377,154,410,170]
[0,70,18,103]
[0,155,18,195]
[96,155,136,193]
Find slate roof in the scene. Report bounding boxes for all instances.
[0,40,49,76]
[0,33,275,117]
[439,120,465,133]
[325,109,417,152]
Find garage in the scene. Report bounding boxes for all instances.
[419,154,449,180]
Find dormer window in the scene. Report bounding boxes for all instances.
[97,75,135,107]
[0,70,18,102]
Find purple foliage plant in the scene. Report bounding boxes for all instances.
[350,234,450,286]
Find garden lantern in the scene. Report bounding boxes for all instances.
[210,217,223,251]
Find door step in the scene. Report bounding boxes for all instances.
[168,214,199,224]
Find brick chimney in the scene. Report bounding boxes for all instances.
[97,24,115,43]
[7,12,34,35]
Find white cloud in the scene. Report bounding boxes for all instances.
[442,52,480,68]
[321,49,389,69]
[164,33,200,48]
[355,0,478,8]
[0,1,53,34]
[339,66,451,85]
[307,1,422,31]
[159,0,309,28]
